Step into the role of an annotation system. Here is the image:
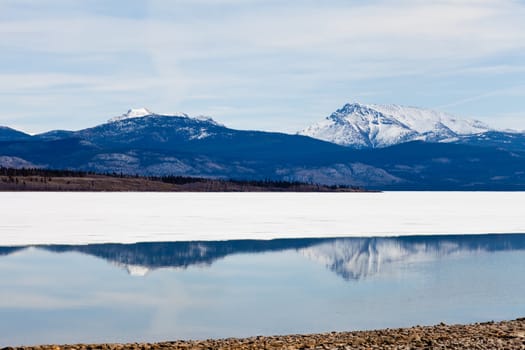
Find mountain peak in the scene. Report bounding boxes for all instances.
[106,108,224,127]
[330,103,388,122]
[0,125,32,141]
[337,102,368,113]
[108,108,155,122]
[299,102,494,148]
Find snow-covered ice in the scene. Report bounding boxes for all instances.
[1,192,524,246]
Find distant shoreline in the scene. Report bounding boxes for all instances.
[0,167,368,192]
[5,318,525,349]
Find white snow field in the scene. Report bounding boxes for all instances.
[1,192,524,246]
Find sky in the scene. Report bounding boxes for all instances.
[1,0,525,134]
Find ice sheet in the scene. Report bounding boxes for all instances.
[1,192,524,246]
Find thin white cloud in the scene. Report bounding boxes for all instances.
[436,85,525,109]
[2,1,524,59]
[1,0,525,131]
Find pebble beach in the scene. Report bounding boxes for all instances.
[4,318,525,350]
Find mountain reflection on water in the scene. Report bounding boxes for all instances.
[0,246,25,256]
[3,234,525,280]
[298,235,525,280]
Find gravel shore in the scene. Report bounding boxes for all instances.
[4,318,525,350]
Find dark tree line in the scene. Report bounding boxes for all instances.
[0,167,91,177]
[0,167,359,190]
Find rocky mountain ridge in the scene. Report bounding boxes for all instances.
[1,106,525,190]
[299,102,495,148]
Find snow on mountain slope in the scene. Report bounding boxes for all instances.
[299,103,493,148]
[370,104,490,135]
[0,156,38,168]
[107,108,222,127]
[63,108,229,147]
[108,108,155,122]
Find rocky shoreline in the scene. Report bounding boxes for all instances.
[4,318,525,350]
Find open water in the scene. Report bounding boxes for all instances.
[1,234,525,346]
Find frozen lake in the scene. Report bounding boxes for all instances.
[1,192,525,246]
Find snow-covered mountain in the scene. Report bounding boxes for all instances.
[2,106,525,189]
[299,103,493,148]
[108,107,155,122]
[107,107,221,126]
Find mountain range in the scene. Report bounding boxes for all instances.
[1,104,525,190]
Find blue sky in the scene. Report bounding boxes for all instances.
[1,0,525,133]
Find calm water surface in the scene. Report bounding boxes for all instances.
[1,234,525,346]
